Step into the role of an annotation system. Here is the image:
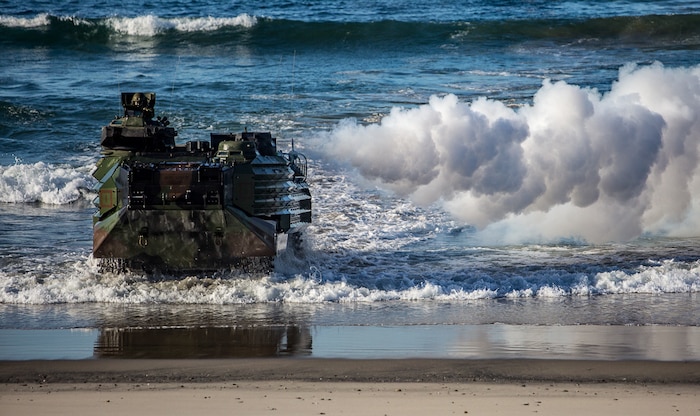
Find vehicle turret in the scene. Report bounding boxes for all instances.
[100,92,177,151]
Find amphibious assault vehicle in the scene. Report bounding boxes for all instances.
[92,92,311,272]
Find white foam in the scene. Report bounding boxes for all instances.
[595,260,700,294]
[0,161,94,204]
[0,13,50,28]
[106,14,257,36]
[0,13,257,34]
[1,254,698,305]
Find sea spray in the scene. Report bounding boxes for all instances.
[0,161,95,204]
[319,63,700,243]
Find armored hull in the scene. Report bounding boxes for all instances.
[92,93,311,272]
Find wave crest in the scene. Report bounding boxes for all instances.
[0,161,95,204]
[105,13,257,36]
[0,13,51,28]
[2,13,698,50]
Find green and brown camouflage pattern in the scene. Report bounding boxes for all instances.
[92,93,311,272]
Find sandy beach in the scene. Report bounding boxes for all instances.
[2,359,699,415]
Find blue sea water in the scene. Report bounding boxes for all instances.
[1,0,700,359]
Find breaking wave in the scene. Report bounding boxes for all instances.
[0,161,95,204]
[1,13,699,51]
[1,253,699,305]
[105,14,258,36]
[0,13,257,32]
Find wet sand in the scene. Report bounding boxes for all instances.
[2,359,699,415]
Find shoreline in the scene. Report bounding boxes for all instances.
[2,358,699,416]
[2,358,700,384]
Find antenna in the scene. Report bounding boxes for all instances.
[116,68,122,116]
[291,50,296,97]
[169,55,181,115]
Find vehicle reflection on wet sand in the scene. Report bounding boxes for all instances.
[94,325,312,358]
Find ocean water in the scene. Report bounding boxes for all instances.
[1,0,700,360]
